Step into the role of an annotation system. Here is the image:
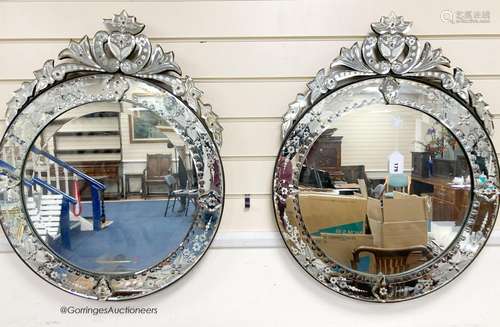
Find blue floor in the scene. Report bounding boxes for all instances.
[50,199,194,274]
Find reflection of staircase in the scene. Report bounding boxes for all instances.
[26,194,63,240]
[1,143,108,249]
[27,146,107,231]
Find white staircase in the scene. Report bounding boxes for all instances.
[26,194,64,240]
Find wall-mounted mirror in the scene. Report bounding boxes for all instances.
[0,11,224,300]
[273,13,499,302]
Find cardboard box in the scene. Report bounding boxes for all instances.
[299,192,367,234]
[367,192,428,223]
[367,192,429,248]
[319,233,375,273]
[368,218,428,248]
[421,194,433,224]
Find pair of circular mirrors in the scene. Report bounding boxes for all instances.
[0,12,497,302]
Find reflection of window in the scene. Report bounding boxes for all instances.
[129,111,173,143]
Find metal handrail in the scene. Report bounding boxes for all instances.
[31,147,106,231]
[31,146,106,190]
[0,160,76,203]
[31,177,76,204]
[0,159,15,171]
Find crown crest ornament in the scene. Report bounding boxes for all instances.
[104,10,145,34]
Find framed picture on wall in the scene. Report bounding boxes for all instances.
[129,94,175,143]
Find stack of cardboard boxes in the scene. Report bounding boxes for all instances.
[293,191,430,272]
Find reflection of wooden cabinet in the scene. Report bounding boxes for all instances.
[306,129,343,180]
[411,176,470,225]
[411,152,468,179]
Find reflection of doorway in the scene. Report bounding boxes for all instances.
[47,110,122,200]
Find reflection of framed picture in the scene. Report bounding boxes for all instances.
[128,111,174,143]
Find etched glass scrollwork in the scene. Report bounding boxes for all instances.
[274,13,498,302]
[0,11,224,300]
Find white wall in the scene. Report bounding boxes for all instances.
[333,104,418,176]
[1,1,500,326]
[1,246,500,327]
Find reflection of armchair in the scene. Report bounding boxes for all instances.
[351,245,432,274]
[143,154,172,198]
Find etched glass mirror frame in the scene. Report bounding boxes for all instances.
[273,13,499,302]
[0,11,224,300]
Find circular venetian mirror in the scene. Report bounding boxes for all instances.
[273,13,499,302]
[0,11,224,300]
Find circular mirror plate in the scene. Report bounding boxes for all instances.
[0,75,224,300]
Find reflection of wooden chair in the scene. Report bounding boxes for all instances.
[351,245,432,274]
[143,154,172,198]
[163,174,178,214]
[384,173,411,194]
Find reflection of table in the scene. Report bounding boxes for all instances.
[300,185,360,196]
[331,188,359,195]
[335,183,359,189]
[411,176,470,225]
[333,183,360,195]
[429,221,461,249]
